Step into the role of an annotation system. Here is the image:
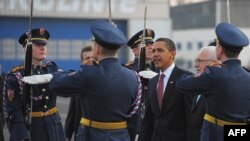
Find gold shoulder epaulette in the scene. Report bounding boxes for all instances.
[208,60,223,68]
[11,65,24,73]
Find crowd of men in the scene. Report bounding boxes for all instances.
[1,19,250,141]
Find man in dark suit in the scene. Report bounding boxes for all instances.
[176,22,250,141]
[139,38,193,141]
[188,46,218,141]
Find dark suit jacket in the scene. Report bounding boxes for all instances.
[65,96,82,140]
[188,95,206,141]
[140,66,192,141]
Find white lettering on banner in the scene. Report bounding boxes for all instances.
[8,0,18,10]
[83,0,106,13]
[35,0,54,11]
[120,0,137,13]
[1,0,136,14]
[20,0,28,11]
[72,0,81,12]
[57,0,72,12]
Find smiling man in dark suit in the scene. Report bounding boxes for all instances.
[139,38,192,141]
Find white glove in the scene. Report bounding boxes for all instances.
[22,74,53,84]
[139,70,158,79]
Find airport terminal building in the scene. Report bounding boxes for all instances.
[0,0,171,73]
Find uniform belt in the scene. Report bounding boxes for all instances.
[31,107,58,118]
[204,113,246,127]
[80,117,127,130]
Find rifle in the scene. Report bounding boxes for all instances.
[138,5,147,72]
[108,0,117,27]
[226,0,231,23]
[23,0,33,131]
[138,5,147,119]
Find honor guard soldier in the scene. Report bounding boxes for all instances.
[125,28,158,140]
[126,29,157,140]
[126,29,156,71]
[177,22,250,141]
[3,28,65,141]
[23,20,142,141]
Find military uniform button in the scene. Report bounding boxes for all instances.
[45,96,49,100]
[42,88,46,92]
[44,105,47,109]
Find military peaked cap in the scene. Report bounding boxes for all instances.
[216,22,249,50]
[127,29,155,48]
[90,20,127,50]
[19,28,50,47]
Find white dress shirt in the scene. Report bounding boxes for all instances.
[157,63,175,95]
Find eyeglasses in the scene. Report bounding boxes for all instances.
[194,59,213,64]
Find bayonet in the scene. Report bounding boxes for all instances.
[108,0,116,27]
[138,5,147,71]
[227,0,231,23]
[138,2,148,119]
[23,0,33,131]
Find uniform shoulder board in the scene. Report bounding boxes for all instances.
[122,64,133,70]
[208,60,223,68]
[46,61,57,66]
[46,61,59,73]
[11,65,24,73]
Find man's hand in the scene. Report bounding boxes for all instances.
[22,74,53,84]
[139,70,158,79]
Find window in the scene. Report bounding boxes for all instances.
[3,39,16,59]
[187,42,192,50]
[58,40,71,60]
[47,40,58,60]
[71,40,90,60]
[197,41,203,50]
[176,42,182,50]
[187,60,193,70]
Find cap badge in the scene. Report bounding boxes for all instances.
[147,29,152,36]
[39,28,45,36]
